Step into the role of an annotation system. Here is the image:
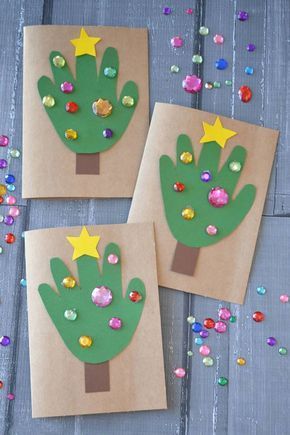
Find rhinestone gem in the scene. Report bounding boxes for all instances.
[104,67,117,78]
[171,36,183,48]
[182,207,195,220]
[53,55,66,68]
[237,10,249,21]
[218,376,228,386]
[180,151,193,164]
[65,102,79,113]
[173,182,185,192]
[109,317,122,330]
[64,309,77,321]
[192,54,203,64]
[0,135,9,147]
[92,99,113,117]
[42,95,55,108]
[5,233,15,244]
[238,85,252,103]
[200,170,212,182]
[107,253,119,264]
[170,65,180,73]
[65,129,78,140]
[199,26,209,36]
[9,148,21,158]
[79,336,93,348]
[215,58,228,70]
[62,276,76,288]
[60,81,74,93]
[103,128,113,138]
[174,368,186,378]
[182,75,202,93]
[229,161,242,172]
[208,187,229,208]
[252,311,265,322]
[91,286,113,307]
[213,34,224,44]
[129,291,142,302]
[122,96,135,107]
[203,356,214,367]
[206,225,218,236]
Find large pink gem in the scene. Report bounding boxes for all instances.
[91,286,113,307]
[208,187,229,208]
[182,75,202,93]
[214,321,227,333]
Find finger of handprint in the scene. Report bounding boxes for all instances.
[76,256,100,291]
[198,141,221,175]
[38,76,55,99]
[101,243,122,293]
[38,283,60,316]
[98,47,119,98]
[231,184,256,221]
[50,257,77,296]
[49,51,75,86]
[125,278,146,308]
[119,80,138,106]
[176,134,195,166]
[76,55,97,88]
[217,146,247,196]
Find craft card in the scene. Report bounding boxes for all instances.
[128,103,278,304]
[22,26,148,198]
[25,223,166,418]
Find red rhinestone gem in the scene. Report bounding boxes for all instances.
[173,182,185,192]
[129,291,142,303]
[238,85,252,103]
[252,311,265,322]
[65,101,79,113]
[203,318,215,329]
[0,196,3,204]
[5,233,16,244]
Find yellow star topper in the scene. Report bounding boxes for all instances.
[200,116,237,148]
[66,226,100,260]
[70,28,101,57]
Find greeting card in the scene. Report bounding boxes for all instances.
[23,26,148,198]
[25,223,166,417]
[128,103,278,303]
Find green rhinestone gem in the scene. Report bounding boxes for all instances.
[122,95,135,107]
[0,215,4,223]
[64,309,77,321]
[52,55,66,68]
[192,54,203,64]
[279,347,287,355]
[187,350,193,357]
[170,64,180,73]
[218,376,228,386]
[225,80,232,86]
[213,81,221,88]
[9,148,21,158]
[104,67,117,78]
[0,246,3,254]
[203,356,214,367]
[229,161,242,172]
[229,315,236,323]
[199,26,209,36]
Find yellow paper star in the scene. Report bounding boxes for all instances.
[200,116,237,148]
[66,226,100,260]
[70,28,101,57]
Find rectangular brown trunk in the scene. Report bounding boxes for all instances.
[76,152,100,175]
[171,242,200,276]
[84,361,110,393]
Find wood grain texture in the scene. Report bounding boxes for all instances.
[0,0,289,434]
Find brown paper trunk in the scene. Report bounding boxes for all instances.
[84,361,110,393]
[171,242,200,276]
[75,153,100,175]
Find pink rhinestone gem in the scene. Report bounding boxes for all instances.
[280,294,289,303]
[174,368,186,378]
[206,225,218,236]
[107,254,119,265]
[0,135,9,147]
[218,307,231,321]
[171,36,184,48]
[91,286,113,307]
[186,8,193,14]
[214,321,227,333]
[7,393,15,401]
[60,81,74,93]
[213,34,224,45]
[199,345,211,356]
[109,317,122,330]
[6,196,16,205]
[182,75,202,93]
[208,187,229,208]
[8,206,20,217]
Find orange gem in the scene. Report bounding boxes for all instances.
[92,99,113,117]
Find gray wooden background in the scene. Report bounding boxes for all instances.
[0,0,289,434]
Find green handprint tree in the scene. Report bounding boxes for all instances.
[38,227,145,393]
[38,28,138,175]
[160,117,256,276]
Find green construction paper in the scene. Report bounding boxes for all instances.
[38,48,138,154]
[38,242,146,364]
[159,134,256,248]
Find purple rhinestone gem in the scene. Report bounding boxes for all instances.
[60,81,74,93]
[200,170,212,182]
[4,215,14,226]
[237,10,249,21]
[163,6,172,15]
[200,330,209,338]
[103,128,113,138]
[247,43,256,52]
[267,337,277,346]
[0,135,9,147]
[0,159,8,169]
[0,336,11,346]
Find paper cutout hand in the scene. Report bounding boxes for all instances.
[38,243,145,364]
[38,48,138,155]
[160,134,256,248]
